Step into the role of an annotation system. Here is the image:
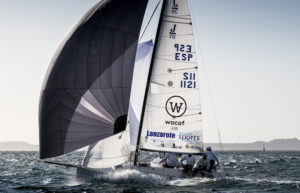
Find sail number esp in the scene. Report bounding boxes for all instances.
[174,44,193,61]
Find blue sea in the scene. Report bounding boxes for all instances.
[0,151,299,192]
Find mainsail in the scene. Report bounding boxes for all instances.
[137,0,204,154]
[39,0,148,159]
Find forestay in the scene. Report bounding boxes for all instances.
[139,0,203,154]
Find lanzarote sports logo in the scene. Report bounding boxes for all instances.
[165,96,187,117]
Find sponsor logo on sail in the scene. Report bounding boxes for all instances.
[191,146,201,150]
[172,0,178,14]
[169,24,176,39]
[146,130,176,139]
[165,120,184,126]
[165,96,187,117]
[179,132,200,144]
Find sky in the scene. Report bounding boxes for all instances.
[0,0,299,144]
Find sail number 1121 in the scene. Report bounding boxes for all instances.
[181,72,196,88]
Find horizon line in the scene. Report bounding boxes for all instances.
[0,137,299,146]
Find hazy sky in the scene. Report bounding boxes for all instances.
[0,0,299,144]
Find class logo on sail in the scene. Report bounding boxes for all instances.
[172,0,178,14]
[169,24,176,39]
[165,96,187,117]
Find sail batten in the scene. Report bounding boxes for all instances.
[39,0,149,159]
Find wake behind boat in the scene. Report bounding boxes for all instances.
[77,159,225,181]
[39,0,225,181]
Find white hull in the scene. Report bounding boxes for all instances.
[77,164,225,181]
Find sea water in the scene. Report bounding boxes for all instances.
[0,151,299,192]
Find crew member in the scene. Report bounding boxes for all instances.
[206,146,219,172]
[193,153,209,177]
[181,154,195,175]
[160,152,180,168]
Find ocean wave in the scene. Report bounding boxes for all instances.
[78,169,216,187]
[249,158,262,164]
[93,169,167,185]
[167,177,214,186]
[224,159,238,166]
[228,176,300,185]
[269,158,286,163]
[1,151,300,192]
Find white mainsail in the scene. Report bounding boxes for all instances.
[138,0,203,154]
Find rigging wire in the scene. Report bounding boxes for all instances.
[139,0,162,41]
[189,0,224,154]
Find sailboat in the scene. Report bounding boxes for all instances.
[39,0,224,180]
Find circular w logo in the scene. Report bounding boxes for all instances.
[165,96,187,118]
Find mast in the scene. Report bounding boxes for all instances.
[134,0,167,166]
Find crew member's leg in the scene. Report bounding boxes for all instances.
[187,165,193,175]
[192,168,199,176]
[197,166,205,177]
[208,160,215,172]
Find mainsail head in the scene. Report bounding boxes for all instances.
[39,0,148,159]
